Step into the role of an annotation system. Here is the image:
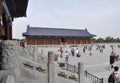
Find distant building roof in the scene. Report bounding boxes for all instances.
[23,25,96,37]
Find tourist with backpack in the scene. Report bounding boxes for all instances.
[108,66,120,83]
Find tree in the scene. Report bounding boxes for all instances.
[92,36,120,43]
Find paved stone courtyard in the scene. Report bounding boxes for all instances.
[38,43,120,83]
[1,41,120,83]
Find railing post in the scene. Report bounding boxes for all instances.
[48,51,55,83]
[74,65,75,73]
[101,78,103,83]
[78,62,84,83]
[66,63,68,71]
[85,70,87,77]
[84,70,104,83]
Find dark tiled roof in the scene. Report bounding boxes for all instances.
[5,0,28,19]
[23,25,96,37]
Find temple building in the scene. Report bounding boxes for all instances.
[23,25,96,45]
[0,0,28,40]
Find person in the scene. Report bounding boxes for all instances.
[108,66,120,83]
[75,48,79,57]
[57,50,61,63]
[110,50,116,68]
[68,47,72,56]
[83,46,86,53]
[71,48,74,56]
[76,48,81,57]
[59,47,63,58]
[65,51,69,63]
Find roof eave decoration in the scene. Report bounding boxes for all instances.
[85,29,96,37]
[4,0,29,20]
[13,0,29,17]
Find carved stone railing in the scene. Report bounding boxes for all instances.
[64,63,78,73]
[84,70,103,83]
[0,40,48,83]
[0,40,20,83]
[57,71,67,78]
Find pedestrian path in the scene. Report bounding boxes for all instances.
[39,43,120,83]
[56,43,120,83]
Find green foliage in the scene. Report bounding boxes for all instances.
[92,36,120,43]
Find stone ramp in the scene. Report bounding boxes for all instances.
[85,60,120,73]
[93,71,110,83]
[85,60,120,83]
[24,43,120,83]
[84,77,93,83]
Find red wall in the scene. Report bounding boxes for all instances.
[25,36,92,45]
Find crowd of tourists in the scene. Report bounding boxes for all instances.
[55,44,120,64]
[54,43,120,83]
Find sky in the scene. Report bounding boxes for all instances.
[13,0,120,39]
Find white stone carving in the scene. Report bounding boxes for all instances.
[5,75,15,83]
[0,40,19,70]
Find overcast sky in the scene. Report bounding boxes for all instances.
[13,0,120,39]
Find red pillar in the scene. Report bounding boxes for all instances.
[9,25,12,39]
[0,0,2,37]
[6,20,12,40]
[25,37,28,45]
[34,38,36,45]
[43,37,45,45]
[7,20,12,40]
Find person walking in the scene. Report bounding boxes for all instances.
[68,47,72,56]
[108,66,120,83]
[76,48,81,57]
[110,50,116,68]
[65,51,69,64]
[57,50,61,64]
[71,48,74,56]
[75,48,79,57]
[83,46,86,53]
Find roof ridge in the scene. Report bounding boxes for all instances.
[28,26,85,31]
[23,25,96,37]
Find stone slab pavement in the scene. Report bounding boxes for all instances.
[37,43,120,83]
[54,43,120,83]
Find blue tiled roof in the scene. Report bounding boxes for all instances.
[23,25,96,37]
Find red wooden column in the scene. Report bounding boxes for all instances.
[25,37,29,45]
[9,24,12,39]
[35,37,37,45]
[51,37,54,45]
[59,38,61,44]
[6,19,12,40]
[43,37,45,45]
[79,38,81,44]
[0,0,2,37]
